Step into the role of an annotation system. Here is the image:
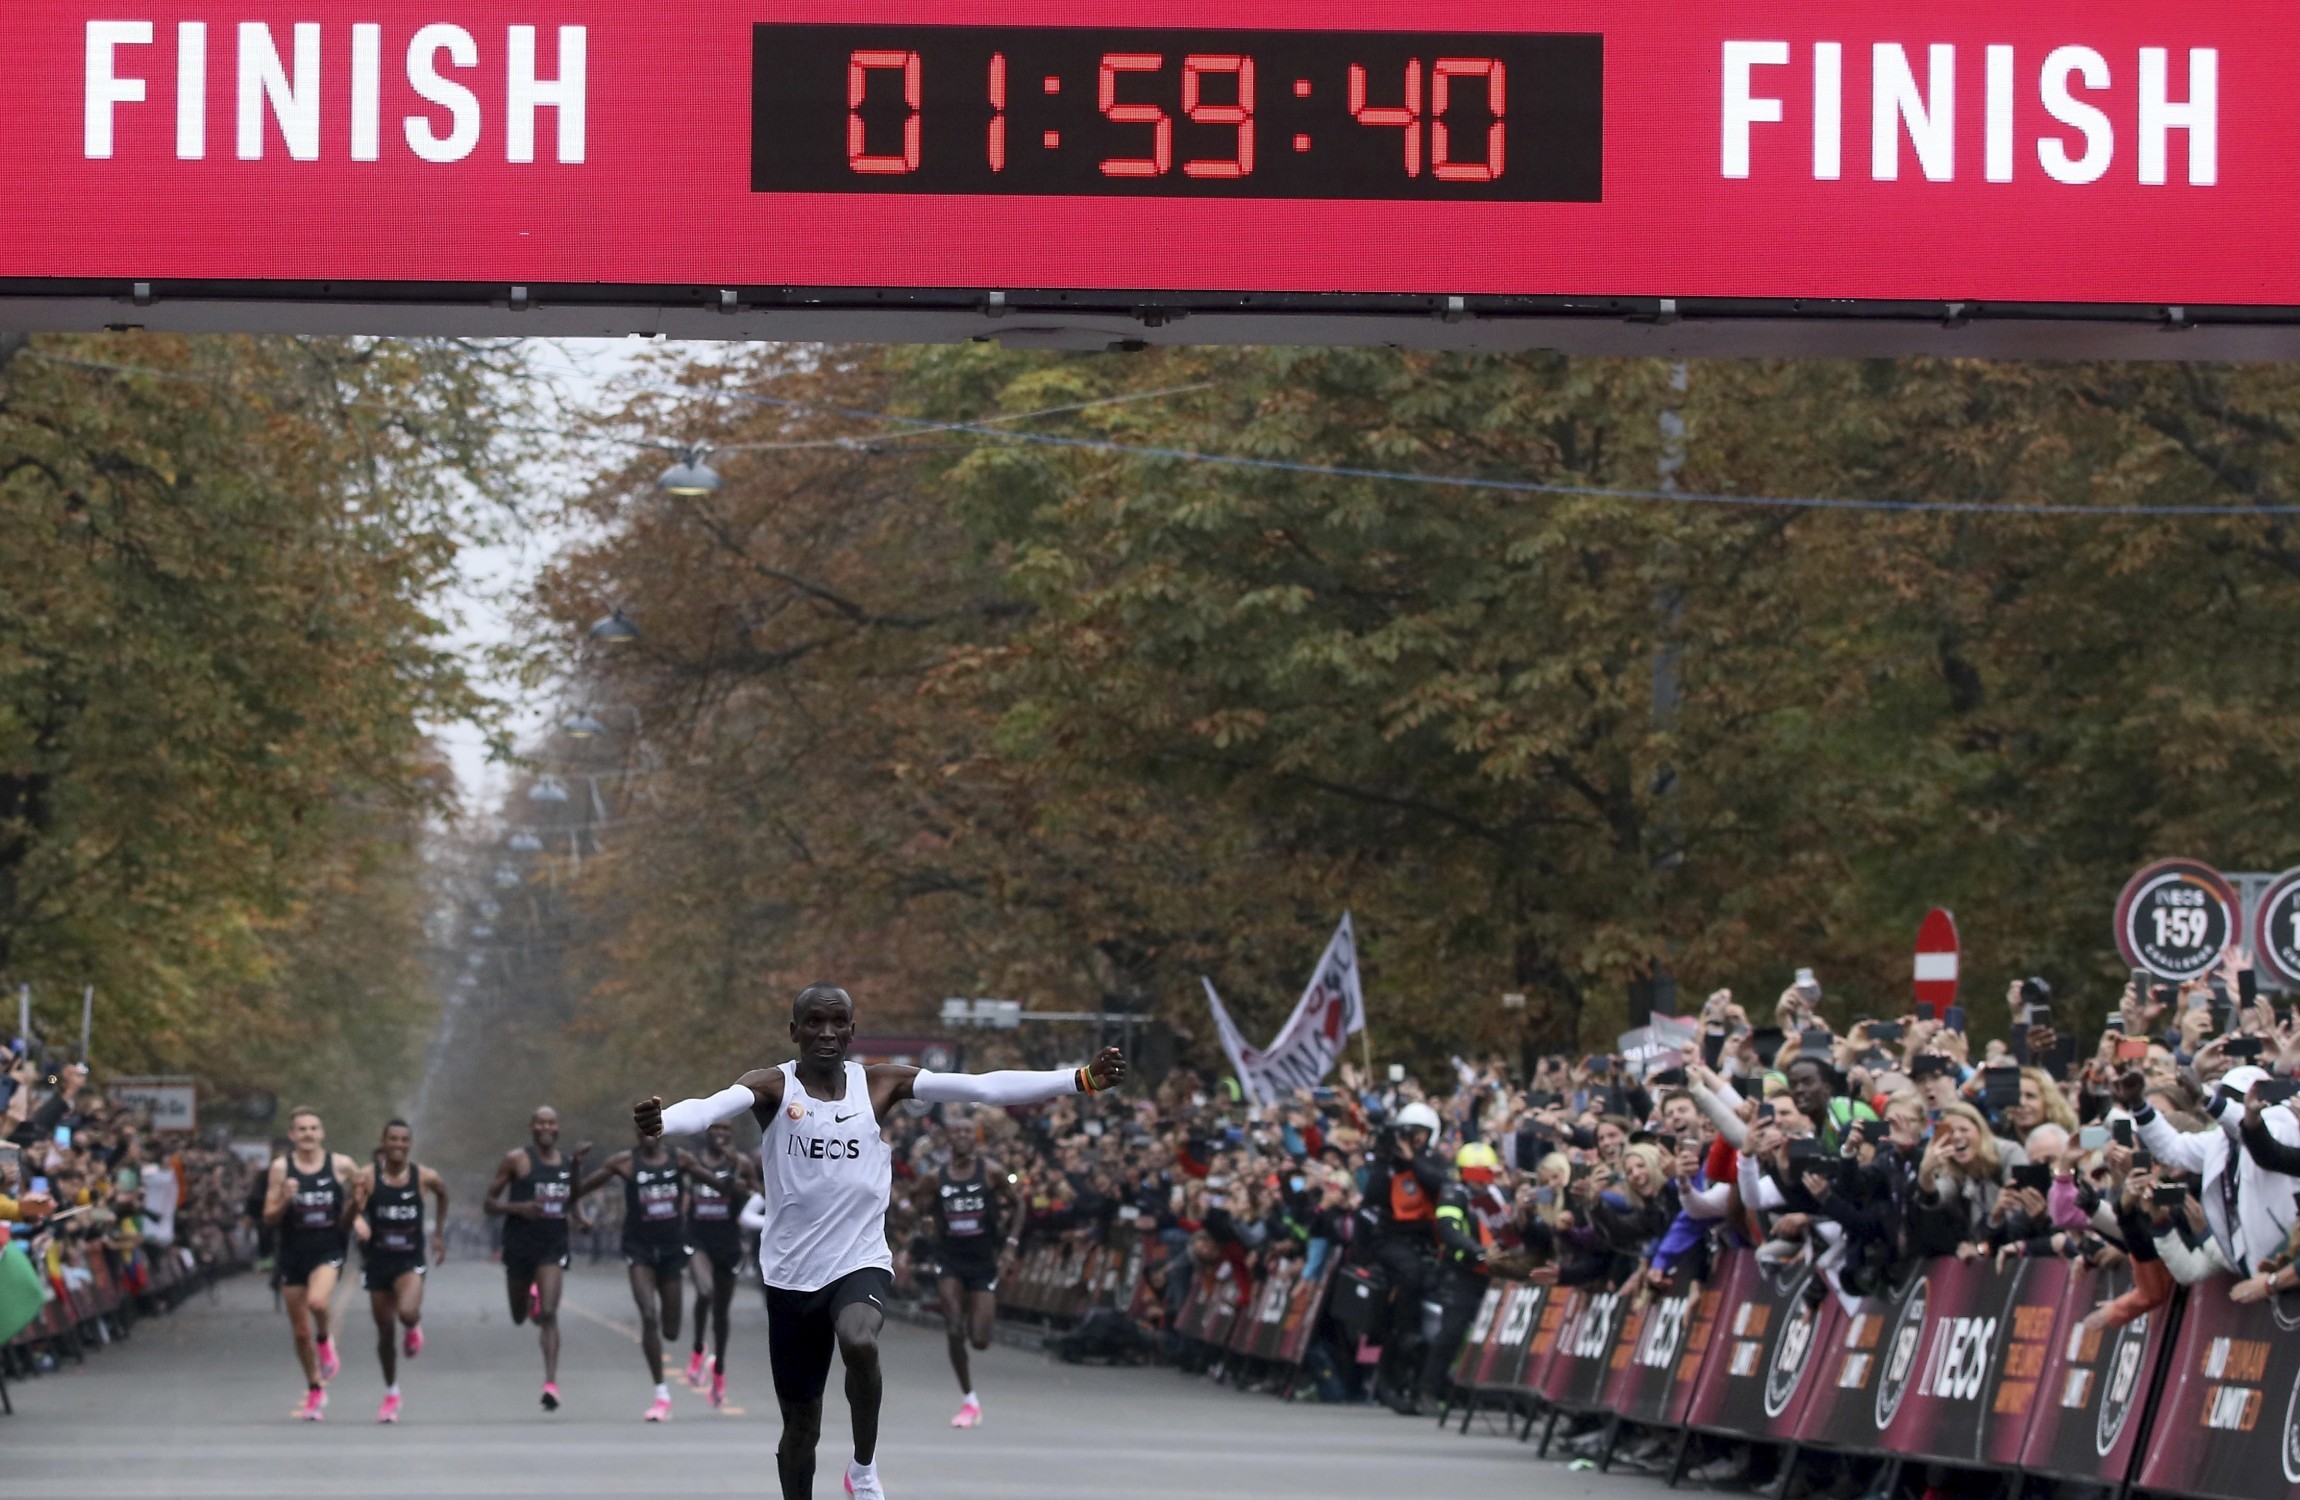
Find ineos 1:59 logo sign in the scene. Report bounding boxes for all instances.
[2115,858,2239,980]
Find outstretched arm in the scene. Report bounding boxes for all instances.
[638,1068,785,1142]
[578,1152,633,1197]
[876,1047,1128,1111]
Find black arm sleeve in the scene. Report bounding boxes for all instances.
[2240,1113,2300,1177]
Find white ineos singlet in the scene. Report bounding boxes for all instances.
[757,1060,894,1291]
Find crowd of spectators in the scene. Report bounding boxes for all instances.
[2,1042,257,1371]
[878,947,2300,1476]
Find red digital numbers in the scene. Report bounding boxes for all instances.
[1349,61,1422,177]
[847,49,921,175]
[1098,53,1171,177]
[1181,55,1254,179]
[1432,58,1504,182]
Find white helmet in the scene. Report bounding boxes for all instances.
[1396,1102,1442,1137]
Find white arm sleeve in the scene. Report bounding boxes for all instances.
[912,1068,1083,1107]
[659,1082,760,1138]
[738,1195,768,1233]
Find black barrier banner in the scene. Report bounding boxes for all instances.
[1226,1259,1334,1366]
[1173,1262,1245,1347]
[1601,1280,1714,1426]
[1792,1255,2053,1468]
[1537,1284,1630,1406]
[1481,1281,1545,1391]
[1683,1254,1833,1440]
[2139,1276,2300,1500]
[2020,1262,2165,1487]
[1452,1283,1505,1389]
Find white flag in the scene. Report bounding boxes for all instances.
[1199,912,1368,1107]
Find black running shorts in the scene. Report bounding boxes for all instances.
[935,1249,1000,1295]
[504,1246,571,1283]
[362,1251,425,1293]
[766,1267,894,1405]
[691,1234,745,1278]
[278,1234,347,1288]
[623,1236,691,1278]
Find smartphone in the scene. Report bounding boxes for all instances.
[1794,967,1820,997]
[2116,1038,2150,1062]
[51,1125,69,1148]
[2011,1163,2052,1194]
[1754,1102,1776,1124]
[2131,1148,2154,1172]
[2228,1037,2266,1061]
[30,1175,49,1194]
[2151,1184,2189,1211]
[1587,1056,1611,1074]
[2112,1120,2135,1148]
[2241,969,2260,1006]
[2103,1012,2127,1034]
[2079,1125,2111,1151]
[1980,1066,2023,1111]
[2258,1079,2300,1106]
[2131,966,2153,995]
[1869,1021,1905,1044]
[1943,1005,1967,1033]
[1785,1137,1825,1166]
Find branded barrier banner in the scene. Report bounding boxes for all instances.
[2138,1275,2300,1500]
[1603,1280,1719,1426]
[1478,1281,1547,1391]
[2019,1262,2166,1487]
[1792,1256,2055,1467]
[1451,1283,1506,1389]
[1227,1258,1335,1365]
[1173,1262,1246,1348]
[1682,1254,1835,1440]
[1535,1284,1631,1406]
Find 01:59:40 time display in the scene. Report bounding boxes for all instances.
[750,25,1604,203]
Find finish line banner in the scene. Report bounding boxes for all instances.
[0,2,2294,305]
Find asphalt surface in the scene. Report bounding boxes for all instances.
[5,1259,1641,1498]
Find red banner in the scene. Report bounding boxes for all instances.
[1600,1281,1716,1427]
[2137,1277,2300,1500]
[0,1,2291,305]
[1535,1284,1631,1407]
[2019,1262,2168,1487]
[1682,1255,1835,1441]
[1793,1256,2057,1468]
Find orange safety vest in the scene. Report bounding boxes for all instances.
[1389,1170,1434,1223]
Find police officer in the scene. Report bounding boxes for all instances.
[1354,1100,1448,1412]
[1420,1142,1502,1406]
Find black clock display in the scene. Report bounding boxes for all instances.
[751,25,1603,201]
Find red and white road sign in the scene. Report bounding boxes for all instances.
[1913,908,1960,1018]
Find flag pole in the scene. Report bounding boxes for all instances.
[80,984,93,1063]
[16,983,27,1047]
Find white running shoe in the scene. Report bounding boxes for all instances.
[844,1462,887,1500]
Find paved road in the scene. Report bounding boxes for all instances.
[6,1260,1637,1499]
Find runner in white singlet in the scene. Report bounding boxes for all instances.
[633,982,1126,1500]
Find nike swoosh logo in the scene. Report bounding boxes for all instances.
[835,1111,859,1123]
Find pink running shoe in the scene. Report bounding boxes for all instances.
[710,1369,727,1409]
[316,1337,341,1382]
[377,1392,402,1424]
[950,1397,982,1429]
[403,1324,424,1359]
[684,1349,708,1389]
[644,1394,673,1423]
[294,1387,327,1422]
[539,1383,561,1412]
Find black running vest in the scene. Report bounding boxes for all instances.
[506,1148,576,1241]
[934,1161,999,1246]
[688,1155,743,1242]
[624,1154,685,1246]
[366,1163,425,1256]
[283,1156,345,1240]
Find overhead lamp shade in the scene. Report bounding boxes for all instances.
[563,713,609,739]
[589,609,641,643]
[528,779,570,804]
[506,831,544,854]
[657,456,722,496]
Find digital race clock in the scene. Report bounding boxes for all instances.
[751,26,1603,201]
